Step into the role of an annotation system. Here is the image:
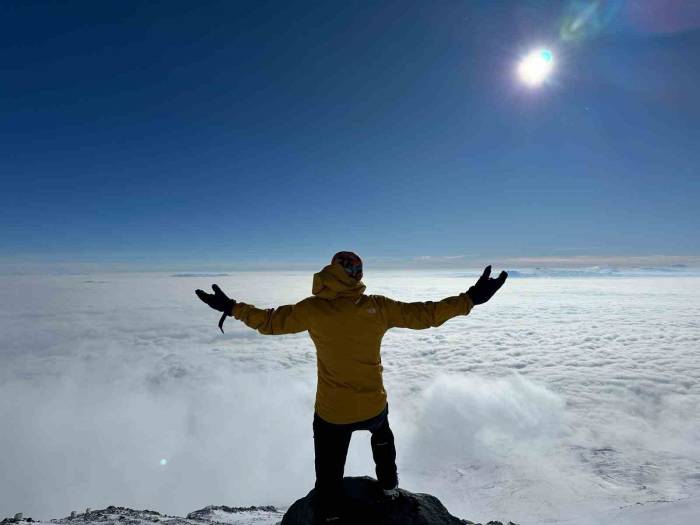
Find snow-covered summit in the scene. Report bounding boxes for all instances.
[2,505,283,525]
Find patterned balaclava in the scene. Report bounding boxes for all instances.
[331,251,363,281]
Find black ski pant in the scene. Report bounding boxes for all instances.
[313,404,398,516]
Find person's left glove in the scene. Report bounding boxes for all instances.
[195,284,236,333]
[466,265,508,305]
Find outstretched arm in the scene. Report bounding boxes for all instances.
[375,293,474,330]
[375,265,508,330]
[231,301,307,335]
[196,284,308,335]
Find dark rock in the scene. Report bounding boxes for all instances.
[281,476,482,525]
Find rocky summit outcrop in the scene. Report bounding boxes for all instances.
[281,477,518,525]
[3,481,516,525]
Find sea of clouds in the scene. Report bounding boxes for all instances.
[1,269,699,524]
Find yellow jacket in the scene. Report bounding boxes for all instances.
[232,263,474,424]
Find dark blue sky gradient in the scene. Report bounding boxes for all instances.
[2,1,699,267]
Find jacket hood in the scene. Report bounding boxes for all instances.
[312,263,366,300]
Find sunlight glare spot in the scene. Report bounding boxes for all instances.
[518,48,554,87]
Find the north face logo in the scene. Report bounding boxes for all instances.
[366,308,377,314]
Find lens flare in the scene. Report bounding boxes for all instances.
[517,48,554,87]
[560,0,623,41]
[159,458,168,466]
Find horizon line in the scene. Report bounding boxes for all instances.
[1,253,700,275]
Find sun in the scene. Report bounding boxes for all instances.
[517,48,554,87]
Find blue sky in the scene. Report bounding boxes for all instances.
[2,1,699,269]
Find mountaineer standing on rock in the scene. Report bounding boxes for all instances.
[196,251,507,523]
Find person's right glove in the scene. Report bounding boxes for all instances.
[466,265,508,305]
[195,284,236,333]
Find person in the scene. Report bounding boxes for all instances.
[196,251,507,523]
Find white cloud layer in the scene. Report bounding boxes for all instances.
[0,271,699,524]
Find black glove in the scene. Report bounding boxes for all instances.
[466,265,508,305]
[195,284,236,333]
